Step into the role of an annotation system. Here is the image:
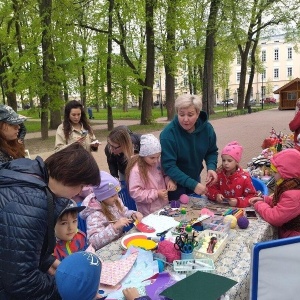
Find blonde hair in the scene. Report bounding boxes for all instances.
[175,94,202,114]
[125,154,150,187]
[107,127,134,161]
[100,198,124,221]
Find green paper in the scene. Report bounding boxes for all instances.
[160,271,237,300]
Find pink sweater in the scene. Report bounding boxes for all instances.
[128,161,169,216]
[80,194,135,250]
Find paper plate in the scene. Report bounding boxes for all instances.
[127,239,157,250]
[121,232,154,249]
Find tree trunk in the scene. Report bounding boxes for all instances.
[202,0,220,117]
[107,0,114,130]
[164,0,177,121]
[141,0,155,125]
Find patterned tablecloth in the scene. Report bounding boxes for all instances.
[96,196,278,300]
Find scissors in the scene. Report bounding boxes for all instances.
[174,234,199,253]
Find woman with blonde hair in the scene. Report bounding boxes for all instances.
[0,105,26,163]
[105,126,141,181]
[160,94,218,199]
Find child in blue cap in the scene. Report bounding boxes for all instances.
[55,251,101,300]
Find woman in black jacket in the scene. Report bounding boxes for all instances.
[105,126,141,181]
[0,143,100,300]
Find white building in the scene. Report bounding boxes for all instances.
[228,34,300,103]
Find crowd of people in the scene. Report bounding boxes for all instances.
[0,95,300,299]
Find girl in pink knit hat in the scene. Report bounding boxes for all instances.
[206,141,257,207]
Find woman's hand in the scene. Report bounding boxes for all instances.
[47,259,60,276]
[228,198,237,207]
[206,170,218,186]
[194,183,207,195]
[249,196,264,206]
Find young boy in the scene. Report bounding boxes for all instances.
[54,200,87,260]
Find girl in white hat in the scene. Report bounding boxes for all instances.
[125,134,177,216]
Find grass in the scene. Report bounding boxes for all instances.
[23,104,276,155]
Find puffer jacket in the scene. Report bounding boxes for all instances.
[0,157,70,300]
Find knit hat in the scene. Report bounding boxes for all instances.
[221,141,243,163]
[93,171,121,201]
[59,199,86,217]
[0,104,26,125]
[139,134,161,157]
[55,251,101,300]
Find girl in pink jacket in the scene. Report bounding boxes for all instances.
[250,149,300,238]
[206,141,257,207]
[125,134,177,216]
[80,171,143,250]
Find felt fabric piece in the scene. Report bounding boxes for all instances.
[100,251,138,286]
[135,222,156,233]
[160,271,237,300]
[145,272,177,300]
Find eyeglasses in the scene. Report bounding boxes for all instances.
[108,142,121,151]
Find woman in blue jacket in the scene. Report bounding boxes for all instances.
[160,94,218,200]
[0,143,100,299]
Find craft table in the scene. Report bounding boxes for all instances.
[96,196,277,300]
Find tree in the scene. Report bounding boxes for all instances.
[202,0,221,116]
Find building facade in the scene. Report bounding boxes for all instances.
[228,34,300,103]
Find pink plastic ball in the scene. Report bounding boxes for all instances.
[179,194,189,204]
[237,216,249,229]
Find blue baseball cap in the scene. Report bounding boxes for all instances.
[0,105,26,125]
[55,252,102,300]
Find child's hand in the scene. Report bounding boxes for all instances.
[158,189,168,201]
[216,194,224,203]
[228,198,237,207]
[249,196,264,206]
[122,287,140,300]
[113,217,132,230]
[132,212,143,222]
[167,180,177,191]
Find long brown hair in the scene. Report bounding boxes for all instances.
[63,100,93,143]
[107,126,134,161]
[125,154,150,187]
[100,198,124,221]
[0,121,25,159]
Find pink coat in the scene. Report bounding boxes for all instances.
[128,161,169,216]
[254,149,300,238]
[289,111,300,145]
[80,194,135,250]
[206,167,257,208]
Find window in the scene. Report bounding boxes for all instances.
[274,68,279,79]
[288,47,293,59]
[274,49,279,61]
[183,77,188,86]
[236,55,241,65]
[261,50,266,62]
[237,72,241,82]
[261,86,266,97]
[288,92,297,100]
[287,67,293,77]
[156,80,160,88]
[261,69,266,80]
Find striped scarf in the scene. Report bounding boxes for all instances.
[272,178,300,231]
